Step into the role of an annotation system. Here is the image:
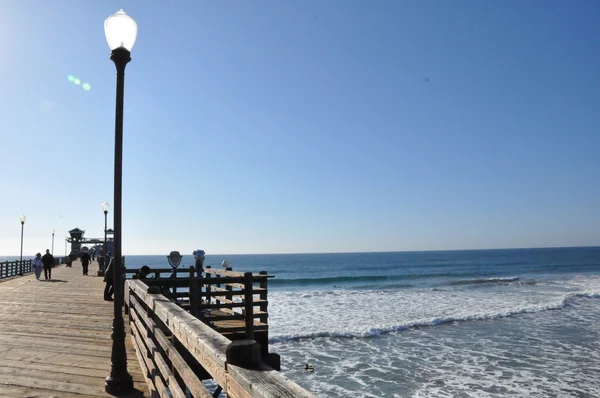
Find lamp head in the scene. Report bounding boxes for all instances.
[20,215,26,224]
[104,9,138,52]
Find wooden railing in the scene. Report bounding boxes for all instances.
[0,260,33,279]
[126,266,273,359]
[126,279,316,398]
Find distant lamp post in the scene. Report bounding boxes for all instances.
[19,215,26,275]
[104,9,136,394]
[65,237,68,257]
[102,202,109,273]
[51,230,55,256]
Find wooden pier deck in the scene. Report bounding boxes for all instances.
[0,261,149,398]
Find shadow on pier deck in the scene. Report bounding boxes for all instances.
[0,261,148,397]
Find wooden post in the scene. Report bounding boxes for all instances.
[216,267,222,307]
[259,271,268,325]
[243,272,254,340]
[189,278,200,318]
[225,267,233,303]
[172,267,177,303]
[189,266,198,318]
[226,340,261,370]
[205,266,212,310]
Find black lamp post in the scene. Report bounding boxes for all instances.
[51,230,55,256]
[19,215,26,275]
[104,9,137,394]
[102,202,109,275]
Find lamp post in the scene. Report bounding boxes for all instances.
[104,9,136,394]
[65,237,68,257]
[19,215,26,275]
[101,202,109,274]
[51,230,55,256]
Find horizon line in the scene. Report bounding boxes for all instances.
[1,244,598,258]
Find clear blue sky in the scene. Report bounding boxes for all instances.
[1,1,599,256]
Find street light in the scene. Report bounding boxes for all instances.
[101,202,109,275]
[19,215,26,275]
[104,9,136,394]
[51,230,55,256]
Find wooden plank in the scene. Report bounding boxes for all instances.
[227,364,317,398]
[131,335,159,398]
[0,385,103,398]
[129,280,230,387]
[132,320,185,398]
[0,358,110,378]
[154,326,213,398]
[0,373,111,397]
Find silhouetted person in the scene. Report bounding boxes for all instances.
[97,251,105,274]
[133,265,151,279]
[103,257,114,300]
[80,251,91,276]
[41,249,54,280]
[33,253,43,280]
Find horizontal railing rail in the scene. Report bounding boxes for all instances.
[126,279,315,398]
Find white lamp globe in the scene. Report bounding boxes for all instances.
[104,10,138,51]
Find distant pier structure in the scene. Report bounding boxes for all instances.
[67,227,113,258]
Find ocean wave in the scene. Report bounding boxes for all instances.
[269,291,600,343]
[270,275,389,286]
[443,276,520,287]
[269,271,495,287]
[346,283,415,291]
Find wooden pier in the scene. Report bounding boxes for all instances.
[0,260,315,397]
[0,261,148,397]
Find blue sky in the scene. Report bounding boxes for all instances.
[1,1,599,256]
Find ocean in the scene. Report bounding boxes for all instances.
[10,247,599,397]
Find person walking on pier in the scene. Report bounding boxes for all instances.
[97,250,105,274]
[33,253,43,280]
[41,249,54,280]
[103,257,114,300]
[80,250,91,276]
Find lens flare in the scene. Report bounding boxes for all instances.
[68,74,91,91]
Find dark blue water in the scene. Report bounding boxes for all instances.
[122,246,600,292]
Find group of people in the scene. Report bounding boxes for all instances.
[31,248,153,303]
[32,249,55,280]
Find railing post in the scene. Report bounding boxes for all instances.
[225,267,233,303]
[243,272,254,340]
[259,271,268,325]
[205,266,212,309]
[189,266,198,318]
[172,267,177,303]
